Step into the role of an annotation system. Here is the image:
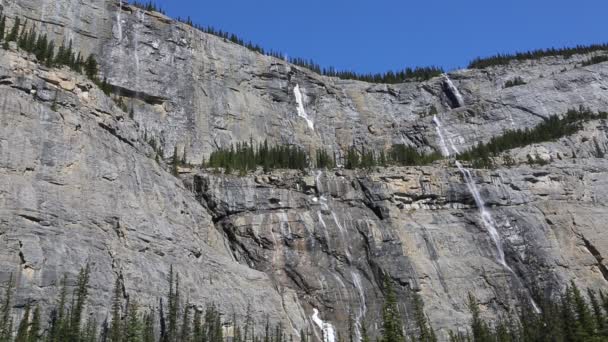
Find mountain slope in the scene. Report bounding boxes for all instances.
[0,0,607,340]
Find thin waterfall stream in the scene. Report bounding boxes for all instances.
[433,115,540,313]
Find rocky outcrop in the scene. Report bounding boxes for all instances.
[0,0,608,340]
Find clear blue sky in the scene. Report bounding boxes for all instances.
[153,0,607,73]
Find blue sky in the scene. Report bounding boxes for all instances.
[153,0,607,73]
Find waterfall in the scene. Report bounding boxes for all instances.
[351,272,367,342]
[455,161,510,269]
[434,116,541,313]
[316,170,324,193]
[116,0,123,42]
[443,75,465,108]
[433,115,509,268]
[294,84,314,130]
[134,8,144,77]
[312,309,336,342]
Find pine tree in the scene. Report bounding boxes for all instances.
[172,146,180,176]
[6,17,20,42]
[381,276,404,342]
[15,301,31,342]
[571,282,595,340]
[0,273,14,342]
[467,293,491,342]
[45,40,55,67]
[159,299,167,342]
[560,287,578,342]
[143,311,155,342]
[27,306,40,342]
[69,263,91,340]
[84,316,98,342]
[109,276,123,342]
[84,55,99,80]
[47,275,69,342]
[0,15,6,42]
[180,303,191,342]
[192,309,203,342]
[412,293,436,342]
[167,266,180,342]
[124,300,142,342]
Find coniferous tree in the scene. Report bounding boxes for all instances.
[84,316,98,342]
[588,289,607,336]
[27,306,40,342]
[192,309,203,342]
[84,55,99,81]
[142,310,155,342]
[109,276,123,342]
[0,14,6,42]
[571,282,595,340]
[412,293,436,342]
[166,266,180,342]
[0,273,14,342]
[381,276,404,342]
[68,263,91,340]
[6,17,20,42]
[172,147,180,176]
[124,300,142,342]
[45,40,55,67]
[15,301,31,342]
[48,275,69,342]
[159,299,167,342]
[467,293,490,342]
[180,303,191,342]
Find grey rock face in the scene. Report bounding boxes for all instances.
[0,0,608,340]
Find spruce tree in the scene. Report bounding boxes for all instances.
[167,266,180,342]
[467,293,490,342]
[45,41,55,67]
[412,293,436,342]
[84,316,98,342]
[69,264,91,340]
[159,299,167,342]
[192,309,203,342]
[381,276,404,342]
[571,282,595,339]
[180,303,191,342]
[124,300,142,342]
[6,17,20,42]
[27,306,40,342]
[143,310,155,342]
[84,55,99,80]
[0,15,6,42]
[0,273,14,342]
[15,301,31,342]
[47,274,69,342]
[109,276,123,342]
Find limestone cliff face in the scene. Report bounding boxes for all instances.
[0,0,608,340]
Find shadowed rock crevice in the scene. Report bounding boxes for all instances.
[581,235,608,282]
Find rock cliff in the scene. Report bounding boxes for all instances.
[0,0,607,340]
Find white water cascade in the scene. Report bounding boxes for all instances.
[351,272,367,342]
[433,115,509,268]
[312,308,336,342]
[293,84,314,130]
[433,115,541,313]
[116,0,124,42]
[133,9,145,76]
[443,74,465,108]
